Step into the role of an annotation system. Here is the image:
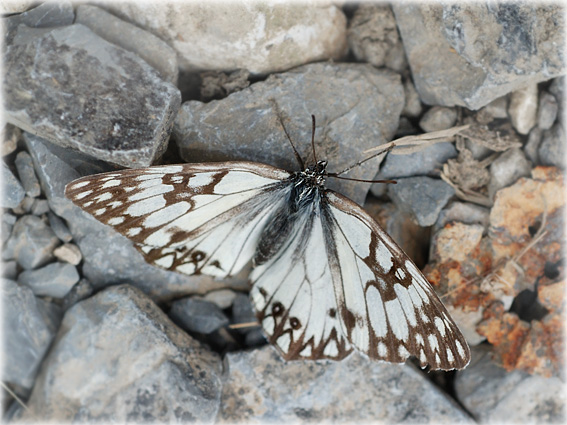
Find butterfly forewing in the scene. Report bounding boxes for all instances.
[65,162,291,278]
[323,191,470,370]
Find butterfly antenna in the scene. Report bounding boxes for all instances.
[277,113,305,170]
[331,143,396,177]
[311,115,317,164]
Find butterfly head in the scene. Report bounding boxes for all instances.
[299,160,327,187]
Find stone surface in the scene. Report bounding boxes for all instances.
[53,243,82,265]
[3,1,74,45]
[2,279,62,390]
[4,24,181,168]
[537,91,558,130]
[2,124,20,156]
[347,4,406,71]
[524,127,542,164]
[61,278,93,311]
[169,298,230,334]
[419,107,458,132]
[3,215,59,270]
[374,142,457,181]
[23,133,233,300]
[174,63,404,206]
[539,123,566,168]
[203,289,238,310]
[434,201,490,233]
[488,147,532,199]
[75,5,178,85]
[18,285,223,422]
[455,345,566,423]
[105,2,347,74]
[31,199,50,216]
[47,212,73,243]
[1,162,25,208]
[219,346,473,423]
[508,83,538,135]
[18,261,80,298]
[393,4,565,109]
[402,77,423,117]
[14,151,41,197]
[388,176,455,227]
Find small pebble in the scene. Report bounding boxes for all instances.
[31,199,50,216]
[203,289,238,310]
[419,106,458,132]
[1,162,25,208]
[53,243,82,265]
[47,212,73,243]
[169,298,229,334]
[18,261,80,298]
[537,92,558,130]
[15,151,41,197]
[524,127,542,164]
[488,148,532,199]
[508,83,538,135]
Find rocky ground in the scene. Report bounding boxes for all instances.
[2,2,565,423]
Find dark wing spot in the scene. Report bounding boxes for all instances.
[272,302,284,317]
[259,288,268,297]
[210,260,223,270]
[289,317,301,329]
[192,251,205,261]
[328,308,336,318]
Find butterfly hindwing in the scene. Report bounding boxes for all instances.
[250,197,353,360]
[323,191,471,370]
[65,162,291,278]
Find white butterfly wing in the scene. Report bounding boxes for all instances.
[250,198,353,360]
[65,162,292,278]
[324,191,471,370]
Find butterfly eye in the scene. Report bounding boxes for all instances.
[272,302,284,317]
[289,317,301,329]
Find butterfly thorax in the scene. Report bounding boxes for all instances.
[291,159,328,205]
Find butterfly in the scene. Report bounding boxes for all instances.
[65,115,471,370]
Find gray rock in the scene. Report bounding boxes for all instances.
[18,285,222,422]
[31,199,50,216]
[2,279,62,390]
[203,289,238,310]
[348,4,406,71]
[18,262,80,298]
[524,127,542,164]
[75,5,178,85]
[1,162,25,208]
[105,2,347,74]
[419,106,458,132]
[481,96,509,119]
[388,177,456,227]
[14,151,41,197]
[2,124,20,156]
[1,212,17,243]
[47,212,73,243]
[508,83,538,135]
[488,148,532,199]
[14,195,35,215]
[3,215,59,270]
[537,91,558,130]
[170,298,229,334]
[4,24,181,168]
[61,278,93,311]
[539,123,566,168]
[174,63,404,206]
[434,202,491,232]
[53,243,82,265]
[549,76,565,122]
[2,260,18,279]
[220,346,473,423]
[3,1,74,45]
[402,78,423,117]
[231,293,257,328]
[370,142,457,197]
[455,345,565,423]
[393,4,565,109]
